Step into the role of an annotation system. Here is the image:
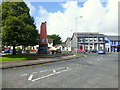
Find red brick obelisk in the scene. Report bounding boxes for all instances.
[38,21,48,54]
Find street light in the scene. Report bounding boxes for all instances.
[75,16,83,54]
[75,16,82,32]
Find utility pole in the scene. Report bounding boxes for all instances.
[75,16,82,54]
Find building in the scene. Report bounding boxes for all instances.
[71,32,105,51]
[54,44,67,51]
[105,35,120,52]
[65,37,71,51]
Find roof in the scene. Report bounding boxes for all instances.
[76,32,104,37]
[66,37,71,39]
[65,37,71,42]
[71,32,105,40]
[106,35,120,41]
[54,44,67,48]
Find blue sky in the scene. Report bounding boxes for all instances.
[31,1,107,13]
[31,2,65,13]
[29,1,108,21]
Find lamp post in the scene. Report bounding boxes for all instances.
[75,16,82,54]
[76,16,82,32]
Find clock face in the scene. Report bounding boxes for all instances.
[41,39,45,42]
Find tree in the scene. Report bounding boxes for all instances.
[47,34,63,46]
[2,2,39,55]
[0,3,2,50]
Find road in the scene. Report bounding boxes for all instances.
[2,53,118,88]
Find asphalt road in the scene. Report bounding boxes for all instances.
[2,53,118,88]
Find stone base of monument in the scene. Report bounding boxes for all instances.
[37,44,48,54]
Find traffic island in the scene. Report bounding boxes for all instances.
[0,54,87,69]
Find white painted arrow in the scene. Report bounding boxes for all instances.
[28,75,33,81]
[53,70,56,73]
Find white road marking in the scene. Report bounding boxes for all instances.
[39,67,66,73]
[33,72,37,74]
[53,70,56,73]
[32,73,55,81]
[55,68,70,74]
[20,74,28,76]
[40,70,48,72]
[57,67,66,70]
[21,67,70,81]
[32,68,70,82]
[28,75,33,81]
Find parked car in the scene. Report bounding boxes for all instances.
[98,50,106,54]
[3,49,10,53]
[91,49,97,53]
[2,48,9,51]
[56,49,61,53]
[2,49,19,53]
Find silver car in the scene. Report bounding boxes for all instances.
[98,50,106,54]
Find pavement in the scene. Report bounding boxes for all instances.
[2,53,118,88]
[1,53,86,69]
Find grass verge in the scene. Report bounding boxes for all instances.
[0,53,33,61]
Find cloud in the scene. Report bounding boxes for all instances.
[25,1,37,17]
[99,0,118,35]
[35,6,51,33]
[26,0,119,41]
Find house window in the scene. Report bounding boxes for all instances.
[79,38,83,42]
[90,38,93,42]
[94,38,97,42]
[85,46,88,50]
[116,41,118,45]
[80,40,83,42]
[99,38,103,42]
[118,41,120,45]
[111,41,114,45]
[85,38,88,42]
[90,46,92,50]
[114,41,116,44]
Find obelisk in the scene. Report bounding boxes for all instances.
[38,21,48,54]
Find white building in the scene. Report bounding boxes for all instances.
[65,37,72,51]
[54,44,67,51]
[70,32,105,51]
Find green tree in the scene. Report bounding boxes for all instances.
[47,34,63,46]
[2,2,39,55]
[0,3,2,50]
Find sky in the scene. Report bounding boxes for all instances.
[24,0,119,41]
